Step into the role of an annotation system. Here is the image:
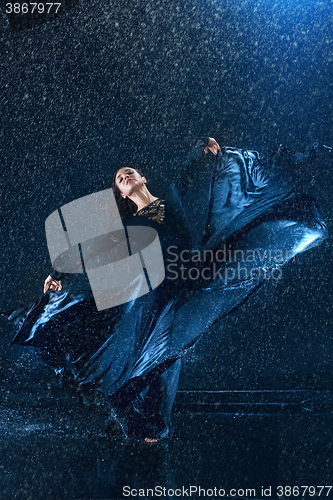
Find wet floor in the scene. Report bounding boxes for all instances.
[0,388,332,500]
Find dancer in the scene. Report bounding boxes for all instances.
[9,137,328,441]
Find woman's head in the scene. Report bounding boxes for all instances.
[112,166,146,218]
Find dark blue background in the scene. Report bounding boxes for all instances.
[0,0,332,391]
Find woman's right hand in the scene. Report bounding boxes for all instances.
[44,275,62,293]
[204,137,221,155]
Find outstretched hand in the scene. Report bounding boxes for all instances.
[44,275,62,293]
[204,137,220,155]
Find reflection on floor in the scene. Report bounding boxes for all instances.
[0,389,332,500]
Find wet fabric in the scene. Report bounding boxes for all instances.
[9,141,328,439]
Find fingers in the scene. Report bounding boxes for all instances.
[208,145,220,155]
[50,280,61,291]
[145,438,158,443]
[43,276,62,293]
[204,138,221,155]
[44,276,51,293]
[207,138,221,155]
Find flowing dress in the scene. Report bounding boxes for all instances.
[9,140,328,439]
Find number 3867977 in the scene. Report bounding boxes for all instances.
[6,3,62,14]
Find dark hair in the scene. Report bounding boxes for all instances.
[112,166,146,218]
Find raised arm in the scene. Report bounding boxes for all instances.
[176,137,220,198]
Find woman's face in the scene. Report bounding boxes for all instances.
[115,168,147,199]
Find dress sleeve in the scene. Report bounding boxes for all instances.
[50,269,68,281]
[175,138,209,198]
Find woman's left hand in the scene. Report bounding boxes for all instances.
[204,137,220,155]
[44,275,62,293]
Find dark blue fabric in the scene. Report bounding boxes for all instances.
[9,142,328,439]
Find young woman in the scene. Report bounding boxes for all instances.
[9,137,328,442]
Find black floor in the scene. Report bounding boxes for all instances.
[0,388,332,500]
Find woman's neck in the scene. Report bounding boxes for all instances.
[128,189,158,212]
